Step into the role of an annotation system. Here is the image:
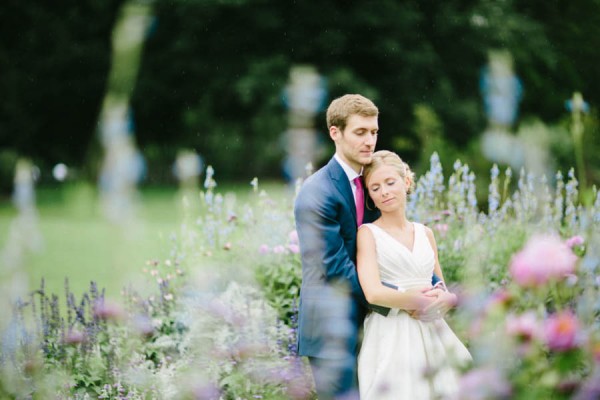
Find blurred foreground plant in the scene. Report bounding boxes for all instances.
[1,157,599,399]
[0,167,311,399]
[408,154,600,399]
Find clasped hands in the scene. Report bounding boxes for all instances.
[406,286,457,322]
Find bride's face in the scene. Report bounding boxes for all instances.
[366,164,411,212]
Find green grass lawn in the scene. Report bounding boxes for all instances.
[0,183,188,301]
[0,180,292,302]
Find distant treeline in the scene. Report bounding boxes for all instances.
[1,0,599,190]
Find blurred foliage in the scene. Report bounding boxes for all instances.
[0,0,124,182]
[1,0,600,189]
[255,250,301,326]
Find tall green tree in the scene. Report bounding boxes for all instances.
[2,0,599,186]
[134,0,564,180]
[516,0,600,119]
[0,0,123,189]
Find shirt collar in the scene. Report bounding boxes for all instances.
[334,153,362,182]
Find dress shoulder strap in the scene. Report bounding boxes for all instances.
[412,222,428,245]
[360,223,383,239]
[359,222,375,233]
[412,221,423,234]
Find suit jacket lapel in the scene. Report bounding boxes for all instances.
[326,157,357,224]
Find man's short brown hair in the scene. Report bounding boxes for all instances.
[326,94,379,132]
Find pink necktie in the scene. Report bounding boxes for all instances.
[354,176,364,226]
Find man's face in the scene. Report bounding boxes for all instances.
[331,114,379,173]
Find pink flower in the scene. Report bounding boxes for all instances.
[487,289,513,310]
[288,230,299,245]
[565,235,585,249]
[509,234,577,287]
[592,341,600,363]
[273,245,285,254]
[258,244,270,254]
[454,367,512,400]
[505,312,539,354]
[64,329,86,345]
[93,300,124,321]
[543,311,580,352]
[286,230,300,254]
[506,311,539,342]
[434,223,449,237]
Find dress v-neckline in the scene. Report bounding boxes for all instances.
[372,222,417,254]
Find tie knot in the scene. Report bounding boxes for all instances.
[354,176,363,190]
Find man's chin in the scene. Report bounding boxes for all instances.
[359,155,374,165]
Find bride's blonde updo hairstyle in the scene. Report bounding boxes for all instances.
[363,150,416,194]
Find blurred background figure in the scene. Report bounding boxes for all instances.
[98,101,145,223]
[282,65,327,183]
[52,163,69,182]
[480,50,523,130]
[566,91,590,192]
[0,159,42,326]
[174,149,203,191]
[97,0,153,224]
[479,50,552,178]
[174,149,203,216]
[480,50,525,171]
[3,159,43,262]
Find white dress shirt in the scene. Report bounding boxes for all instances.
[334,153,362,204]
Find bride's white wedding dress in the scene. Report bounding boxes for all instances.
[358,222,471,400]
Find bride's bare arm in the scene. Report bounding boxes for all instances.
[357,226,434,311]
[410,227,458,320]
[425,227,447,285]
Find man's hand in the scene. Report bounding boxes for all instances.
[409,288,457,322]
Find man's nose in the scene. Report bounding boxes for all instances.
[365,133,377,146]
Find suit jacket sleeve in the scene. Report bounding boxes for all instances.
[294,181,368,307]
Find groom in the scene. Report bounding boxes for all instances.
[294,94,383,399]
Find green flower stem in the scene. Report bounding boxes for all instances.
[570,92,588,201]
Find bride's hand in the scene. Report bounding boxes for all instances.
[423,288,445,297]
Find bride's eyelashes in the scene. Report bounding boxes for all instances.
[370,180,397,193]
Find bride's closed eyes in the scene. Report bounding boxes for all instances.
[370,179,397,192]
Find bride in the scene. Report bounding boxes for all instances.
[357,150,471,400]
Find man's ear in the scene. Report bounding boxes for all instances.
[329,125,340,141]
